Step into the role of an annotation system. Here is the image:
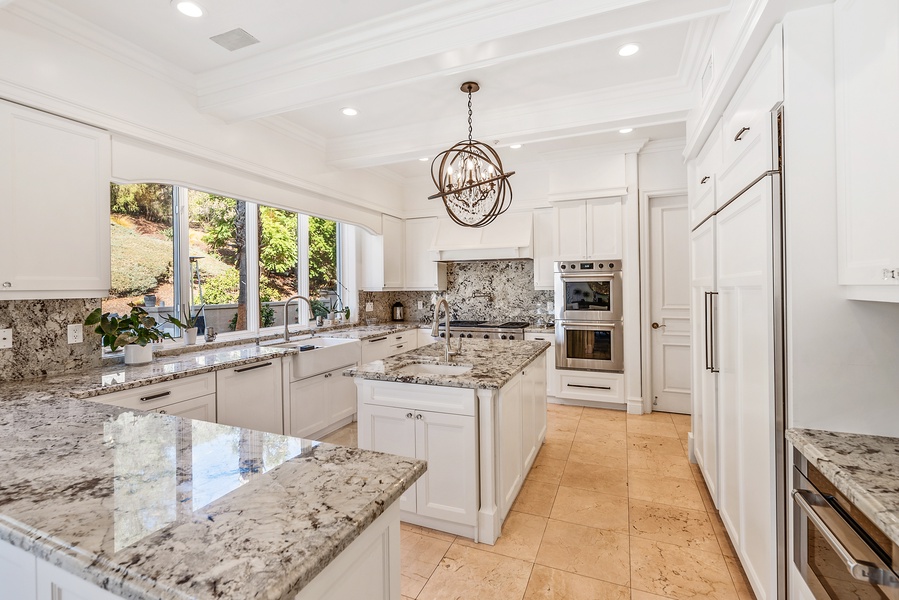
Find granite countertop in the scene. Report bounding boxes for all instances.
[786,428,899,546]
[324,323,420,340]
[2,344,298,400]
[524,325,555,334]
[345,339,551,390]
[0,392,425,599]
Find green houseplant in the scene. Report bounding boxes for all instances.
[85,305,171,364]
[162,304,205,345]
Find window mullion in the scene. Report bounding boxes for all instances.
[175,186,191,329]
[246,202,260,333]
[298,215,310,325]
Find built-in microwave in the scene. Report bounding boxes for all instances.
[555,319,624,372]
[554,261,623,322]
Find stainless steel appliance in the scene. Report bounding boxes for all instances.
[554,260,622,322]
[554,319,624,372]
[793,451,898,599]
[437,320,528,340]
[392,302,404,321]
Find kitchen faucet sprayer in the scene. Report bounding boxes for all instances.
[432,297,462,362]
[283,295,313,342]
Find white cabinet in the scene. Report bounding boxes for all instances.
[553,198,623,261]
[688,120,722,228]
[532,208,555,289]
[216,360,283,434]
[360,329,417,364]
[382,215,404,289]
[524,331,557,397]
[404,217,447,290]
[554,369,624,406]
[154,393,216,422]
[520,356,546,471]
[357,215,404,291]
[0,99,111,300]
[0,541,36,600]
[834,0,899,300]
[36,559,120,600]
[358,382,478,526]
[91,372,217,423]
[418,328,440,347]
[287,367,357,440]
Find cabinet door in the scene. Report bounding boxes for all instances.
[288,373,329,438]
[553,201,587,261]
[533,208,555,289]
[357,227,385,291]
[216,361,283,434]
[37,559,120,600]
[156,393,217,423]
[404,217,441,289]
[0,542,36,600]
[835,0,899,289]
[689,120,722,228]
[361,404,417,513]
[0,100,110,298]
[585,198,622,259]
[361,336,392,364]
[382,215,404,289]
[530,354,548,444]
[520,366,538,470]
[327,370,357,423]
[525,333,556,397]
[497,374,523,516]
[414,410,477,525]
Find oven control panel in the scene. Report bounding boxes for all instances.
[555,260,621,273]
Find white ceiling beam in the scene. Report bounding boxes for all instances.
[197,0,730,122]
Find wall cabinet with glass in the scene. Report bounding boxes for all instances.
[0,99,111,300]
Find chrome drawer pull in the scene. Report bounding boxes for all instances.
[368,336,388,343]
[793,489,899,588]
[140,391,171,402]
[233,361,272,373]
[734,126,750,141]
[567,383,611,390]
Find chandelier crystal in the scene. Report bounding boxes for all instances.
[428,82,514,228]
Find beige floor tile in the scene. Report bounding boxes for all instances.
[627,447,694,480]
[627,471,704,511]
[401,521,457,543]
[627,434,686,457]
[524,564,630,600]
[400,528,453,598]
[582,407,627,421]
[537,439,572,462]
[456,511,547,562]
[689,463,703,481]
[527,454,568,485]
[548,403,584,418]
[318,422,358,447]
[578,410,628,434]
[573,424,627,443]
[627,411,674,423]
[725,556,757,600]
[711,515,738,558]
[697,477,718,513]
[550,486,629,533]
[568,437,628,469]
[669,413,691,430]
[548,419,581,440]
[418,543,533,600]
[626,419,680,439]
[536,520,630,586]
[628,499,721,554]
[560,461,629,497]
[512,479,559,518]
[544,429,577,444]
[631,590,675,600]
[630,537,739,600]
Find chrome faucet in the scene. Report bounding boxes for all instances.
[283,295,313,342]
[431,297,462,362]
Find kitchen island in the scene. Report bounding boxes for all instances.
[0,384,425,600]
[346,339,550,544]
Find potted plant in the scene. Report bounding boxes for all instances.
[162,304,205,345]
[85,305,171,365]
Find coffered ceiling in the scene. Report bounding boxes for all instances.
[25,0,730,176]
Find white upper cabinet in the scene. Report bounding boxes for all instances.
[404,217,447,290]
[834,0,899,300]
[532,208,554,290]
[553,197,623,261]
[688,120,723,228]
[0,100,111,299]
[357,215,405,291]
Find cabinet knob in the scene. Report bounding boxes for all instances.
[406,412,413,419]
[159,410,167,414]
[883,268,899,281]
[2,282,10,288]
[415,413,423,420]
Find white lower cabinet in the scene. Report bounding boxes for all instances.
[286,366,357,440]
[216,360,283,434]
[361,330,418,364]
[0,541,36,600]
[524,332,557,397]
[154,393,216,422]
[90,372,217,424]
[554,369,624,405]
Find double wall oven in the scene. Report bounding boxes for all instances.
[554,260,623,372]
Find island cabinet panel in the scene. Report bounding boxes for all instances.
[286,367,357,440]
[216,360,283,434]
[360,404,419,514]
[498,374,524,513]
[0,542,36,600]
[415,410,478,525]
[154,393,216,422]
[89,372,217,423]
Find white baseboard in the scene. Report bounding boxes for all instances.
[626,398,645,414]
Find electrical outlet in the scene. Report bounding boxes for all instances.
[365,302,374,312]
[417,300,424,310]
[67,323,83,344]
[0,328,11,349]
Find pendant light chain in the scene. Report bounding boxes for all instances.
[467,91,473,144]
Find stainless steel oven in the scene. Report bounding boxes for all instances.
[793,451,898,600]
[555,320,624,372]
[554,260,623,322]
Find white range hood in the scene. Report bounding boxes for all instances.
[430,212,534,261]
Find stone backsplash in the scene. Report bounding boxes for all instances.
[360,260,554,324]
[0,298,103,380]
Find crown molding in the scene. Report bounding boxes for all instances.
[677,16,719,88]
[7,0,196,94]
[541,140,649,162]
[640,137,687,154]
[549,187,630,202]
[257,116,327,152]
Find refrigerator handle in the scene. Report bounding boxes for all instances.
[704,291,712,371]
[709,291,719,373]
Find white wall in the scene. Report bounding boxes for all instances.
[638,141,688,191]
[784,5,899,436]
[0,6,404,228]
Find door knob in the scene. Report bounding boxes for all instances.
[651,322,666,330]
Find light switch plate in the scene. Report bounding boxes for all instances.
[417,301,424,310]
[67,323,83,344]
[0,328,11,349]
[365,302,374,312]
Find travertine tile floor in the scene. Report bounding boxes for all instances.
[319,405,756,600]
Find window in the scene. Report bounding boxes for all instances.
[105,184,348,343]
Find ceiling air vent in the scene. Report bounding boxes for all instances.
[210,28,260,52]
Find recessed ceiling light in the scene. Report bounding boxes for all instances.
[418,157,429,162]
[172,1,204,17]
[618,43,640,57]
[341,107,358,116]
[619,128,633,134]
[510,144,522,149]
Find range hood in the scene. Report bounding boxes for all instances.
[430,212,533,261]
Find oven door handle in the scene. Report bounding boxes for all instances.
[560,322,618,332]
[792,489,899,588]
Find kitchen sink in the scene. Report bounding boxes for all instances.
[396,362,473,376]
[267,336,361,380]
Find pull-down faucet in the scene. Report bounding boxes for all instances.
[431,297,462,362]
[283,295,313,342]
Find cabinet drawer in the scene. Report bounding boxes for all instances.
[361,336,391,364]
[390,329,417,345]
[91,372,215,410]
[556,371,624,404]
[361,380,476,417]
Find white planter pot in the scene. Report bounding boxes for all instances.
[124,344,153,365]
[184,327,198,345]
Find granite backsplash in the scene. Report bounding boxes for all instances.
[0,298,103,380]
[360,260,553,324]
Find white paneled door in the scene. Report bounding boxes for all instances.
[649,195,692,414]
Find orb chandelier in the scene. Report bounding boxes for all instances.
[428,82,515,228]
